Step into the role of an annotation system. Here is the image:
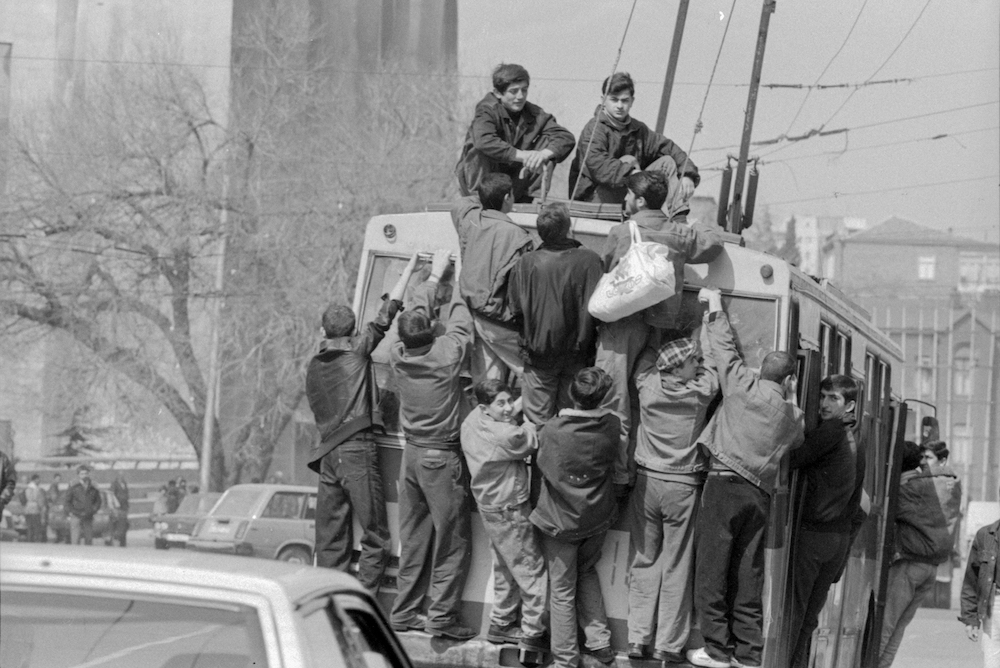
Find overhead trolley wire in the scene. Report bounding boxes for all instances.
[685,0,739,158]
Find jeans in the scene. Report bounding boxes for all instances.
[693,474,769,665]
[878,560,936,668]
[521,358,587,426]
[480,502,548,640]
[788,530,852,667]
[472,316,523,385]
[542,531,612,668]
[391,446,472,629]
[595,316,652,485]
[316,439,391,590]
[627,474,700,653]
[69,515,94,545]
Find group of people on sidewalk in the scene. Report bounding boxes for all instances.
[303,61,986,668]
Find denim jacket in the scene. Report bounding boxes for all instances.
[960,520,999,628]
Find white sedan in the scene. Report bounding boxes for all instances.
[0,543,411,668]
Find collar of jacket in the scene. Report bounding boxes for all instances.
[595,106,639,134]
[629,209,670,230]
[539,238,582,252]
[484,92,539,127]
[482,208,517,225]
[402,342,434,357]
[319,337,353,353]
[558,407,613,419]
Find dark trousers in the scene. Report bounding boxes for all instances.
[521,357,587,425]
[316,440,391,590]
[390,445,472,629]
[25,514,43,542]
[694,474,769,665]
[111,514,130,547]
[788,529,851,667]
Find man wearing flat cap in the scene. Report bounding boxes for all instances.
[625,332,720,664]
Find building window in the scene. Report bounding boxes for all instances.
[952,424,971,463]
[953,346,972,396]
[918,256,936,281]
[918,356,933,396]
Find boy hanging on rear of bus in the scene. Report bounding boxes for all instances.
[530,367,620,668]
[507,202,604,426]
[595,171,722,493]
[390,249,477,642]
[451,173,534,385]
[460,380,549,659]
[456,63,576,204]
[626,333,719,665]
[569,71,699,215]
[687,287,804,668]
[305,252,419,591]
[787,374,867,668]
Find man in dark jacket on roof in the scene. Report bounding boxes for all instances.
[788,375,867,668]
[569,72,699,213]
[596,171,722,489]
[507,202,604,424]
[456,63,575,203]
[878,440,953,668]
[305,252,418,590]
[451,173,534,384]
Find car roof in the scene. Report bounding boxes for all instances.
[221,483,316,494]
[0,543,363,605]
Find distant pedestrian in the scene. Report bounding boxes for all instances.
[530,367,620,668]
[0,450,15,513]
[920,416,940,446]
[960,487,1000,668]
[67,465,102,545]
[878,441,954,668]
[165,479,181,514]
[110,471,130,547]
[23,474,46,542]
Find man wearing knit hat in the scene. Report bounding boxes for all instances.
[626,332,719,664]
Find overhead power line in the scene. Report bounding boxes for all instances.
[765,174,998,206]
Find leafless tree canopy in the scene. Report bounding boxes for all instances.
[0,4,463,487]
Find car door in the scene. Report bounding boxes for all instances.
[248,491,308,558]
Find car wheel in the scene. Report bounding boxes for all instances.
[277,546,312,564]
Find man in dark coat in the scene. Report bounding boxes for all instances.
[67,465,102,545]
[456,63,575,203]
[788,375,866,667]
[305,253,418,590]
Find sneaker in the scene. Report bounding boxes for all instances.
[653,649,687,664]
[426,622,477,641]
[686,647,731,668]
[583,645,616,665]
[487,622,522,645]
[628,643,649,659]
[390,614,427,633]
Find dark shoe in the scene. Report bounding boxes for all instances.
[628,643,649,659]
[584,645,617,665]
[487,622,522,645]
[653,649,686,664]
[390,614,427,633]
[426,622,477,641]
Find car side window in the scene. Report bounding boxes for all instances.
[333,593,412,668]
[261,493,306,519]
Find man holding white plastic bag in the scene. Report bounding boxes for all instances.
[594,171,723,491]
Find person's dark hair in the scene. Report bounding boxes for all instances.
[475,379,510,406]
[924,440,950,462]
[77,465,91,475]
[625,171,670,210]
[820,374,857,403]
[760,351,797,383]
[602,71,635,97]
[537,202,572,244]
[570,367,613,410]
[901,440,923,471]
[30,474,40,482]
[478,173,513,211]
[492,63,530,94]
[322,304,356,338]
[397,310,435,349]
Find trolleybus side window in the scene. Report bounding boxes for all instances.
[673,290,779,369]
[836,331,851,374]
[820,322,834,376]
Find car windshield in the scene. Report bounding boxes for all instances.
[211,489,264,518]
[176,494,220,515]
[0,589,269,668]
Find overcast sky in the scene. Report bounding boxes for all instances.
[458,0,999,242]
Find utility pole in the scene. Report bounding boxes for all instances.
[655,0,691,134]
[200,181,228,493]
[728,0,775,234]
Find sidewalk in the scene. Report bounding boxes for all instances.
[894,607,981,668]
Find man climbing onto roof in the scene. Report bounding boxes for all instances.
[569,71,699,218]
[456,63,576,203]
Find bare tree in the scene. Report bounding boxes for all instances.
[1,4,462,487]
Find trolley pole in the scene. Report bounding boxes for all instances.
[729,0,775,235]
[655,0,690,133]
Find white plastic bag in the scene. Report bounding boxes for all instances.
[588,221,676,322]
